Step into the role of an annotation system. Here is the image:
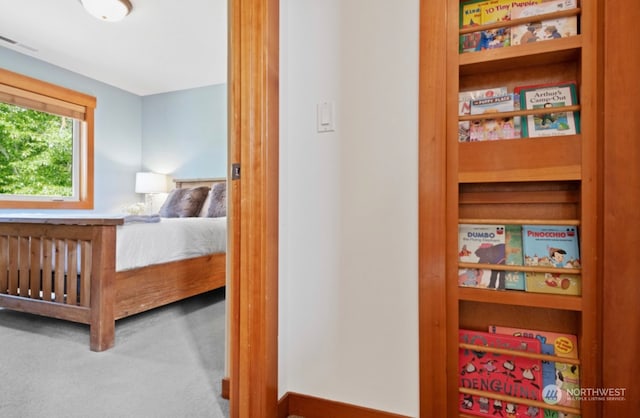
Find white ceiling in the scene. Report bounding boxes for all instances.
[0,0,227,96]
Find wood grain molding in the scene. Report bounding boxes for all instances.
[280,392,411,418]
[418,0,450,416]
[221,377,230,400]
[228,0,279,417]
[277,392,290,418]
[602,0,640,416]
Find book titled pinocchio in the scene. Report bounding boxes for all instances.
[522,225,582,295]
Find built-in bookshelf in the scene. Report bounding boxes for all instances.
[419,0,603,416]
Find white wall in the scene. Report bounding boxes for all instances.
[280,1,420,416]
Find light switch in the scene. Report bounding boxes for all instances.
[317,101,335,133]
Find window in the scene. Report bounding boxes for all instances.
[0,68,96,209]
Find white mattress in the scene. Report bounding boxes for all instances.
[116,217,227,271]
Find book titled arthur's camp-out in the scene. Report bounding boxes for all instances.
[518,82,580,138]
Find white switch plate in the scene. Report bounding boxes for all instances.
[317,101,335,133]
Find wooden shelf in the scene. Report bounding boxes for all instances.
[459,36,582,76]
[458,136,581,183]
[459,342,581,364]
[459,218,580,226]
[458,262,581,275]
[459,388,582,416]
[459,8,581,36]
[458,286,583,311]
[458,104,580,122]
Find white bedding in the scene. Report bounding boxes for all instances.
[116,217,227,271]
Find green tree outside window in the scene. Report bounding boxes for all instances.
[0,102,74,197]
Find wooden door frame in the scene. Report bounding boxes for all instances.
[418,0,449,416]
[228,0,280,417]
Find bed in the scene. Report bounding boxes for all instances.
[0,178,227,351]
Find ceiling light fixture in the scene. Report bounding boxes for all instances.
[80,0,132,22]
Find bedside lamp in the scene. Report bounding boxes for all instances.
[135,172,168,214]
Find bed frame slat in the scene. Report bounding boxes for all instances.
[54,239,65,302]
[0,236,7,294]
[8,236,18,295]
[67,240,78,305]
[29,237,41,299]
[80,241,92,307]
[42,239,53,301]
[18,237,29,297]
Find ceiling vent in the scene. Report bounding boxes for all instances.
[0,35,18,45]
[0,35,38,52]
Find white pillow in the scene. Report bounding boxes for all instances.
[198,190,212,217]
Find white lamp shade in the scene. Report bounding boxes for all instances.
[81,0,132,22]
[135,172,168,194]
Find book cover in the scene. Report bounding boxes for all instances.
[525,271,581,295]
[460,0,492,53]
[511,0,578,47]
[518,82,580,137]
[488,325,581,413]
[459,329,544,417]
[458,268,496,289]
[458,224,506,290]
[470,94,517,141]
[522,225,581,295]
[459,87,508,142]
[522,225,580,268]
[477,0,511,50]
[505,224,525,291]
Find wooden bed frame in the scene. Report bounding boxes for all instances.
[0,178,226,351]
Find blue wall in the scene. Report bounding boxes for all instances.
[141,85,227,179]
[0,47,226,214]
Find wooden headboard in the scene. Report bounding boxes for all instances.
[173,178,226,189]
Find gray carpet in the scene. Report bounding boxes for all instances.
[0,288,229,418]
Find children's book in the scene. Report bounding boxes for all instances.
[458,268,495,289]
[511,0,578,47]
[518,82,580,137]
[460,0,492,53]
[459,86,508,142]
[488,325,581,414]
[458,224,506,289]
[505,224,525,291]
[470,94,516,141]
[522,225,581,295]
[522,225,580,268]
[459,329,544,417]
[525,271,581,295]
[477,0,511,50]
